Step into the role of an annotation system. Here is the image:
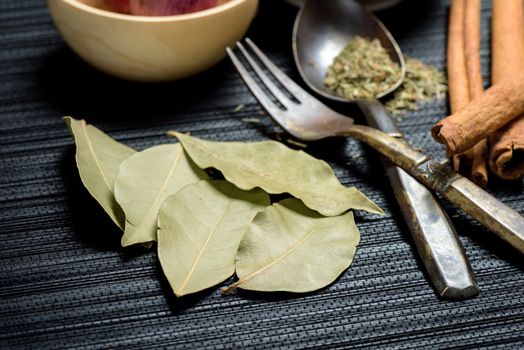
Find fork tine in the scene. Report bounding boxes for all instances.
[236,42,294,109]
[226,47,283,118]
[245,38,314,103]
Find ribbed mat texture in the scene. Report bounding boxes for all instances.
[1,0,523,348]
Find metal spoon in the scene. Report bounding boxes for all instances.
[292,0,478,299]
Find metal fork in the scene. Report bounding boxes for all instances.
[226,39,524,258]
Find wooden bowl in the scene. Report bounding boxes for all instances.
[47,0,259,81]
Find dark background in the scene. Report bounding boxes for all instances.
[1,0,523,348]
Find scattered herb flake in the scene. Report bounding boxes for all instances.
[385,58,447,115]
[233,104,245,112]
[241,117,261,123]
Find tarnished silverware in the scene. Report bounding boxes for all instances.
[292,0,478,299]
[226,39,524,263]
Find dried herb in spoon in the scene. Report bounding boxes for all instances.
[324,36,402,101]
[324,36,447,115]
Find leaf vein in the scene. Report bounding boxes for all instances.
[81,121,112,191]
[135,146,183,228]
[225,220,323,292]
[177,197,235,294]
[179,135,365,209]
[181,136,299,193]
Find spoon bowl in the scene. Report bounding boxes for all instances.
[292,0,405,102]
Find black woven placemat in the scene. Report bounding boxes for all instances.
[1,0,523,348]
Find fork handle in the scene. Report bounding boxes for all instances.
[415,160,524,254]
[358,100,478,299]
[341,124,524,254]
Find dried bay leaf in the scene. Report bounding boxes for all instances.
[158,180,270,297]
[169,132,382,216]
[64,117,135,230]
[223,198,360,294]
[115,144,208,247]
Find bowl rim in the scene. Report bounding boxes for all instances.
[59,0,251,22]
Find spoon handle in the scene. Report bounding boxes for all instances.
[358,100,478,299]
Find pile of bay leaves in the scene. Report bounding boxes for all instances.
[65,117,382,297]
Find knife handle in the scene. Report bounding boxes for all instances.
[358,100,479,299]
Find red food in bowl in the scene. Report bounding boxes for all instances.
[105,0,130,13]
[105,0,220,15]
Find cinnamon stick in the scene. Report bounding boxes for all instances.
[445,0,487,187]
[489,0,524,179]
[464,0,488,187]
[447,0,471,174]
[447,0,469,114]
[432,75,524,155]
